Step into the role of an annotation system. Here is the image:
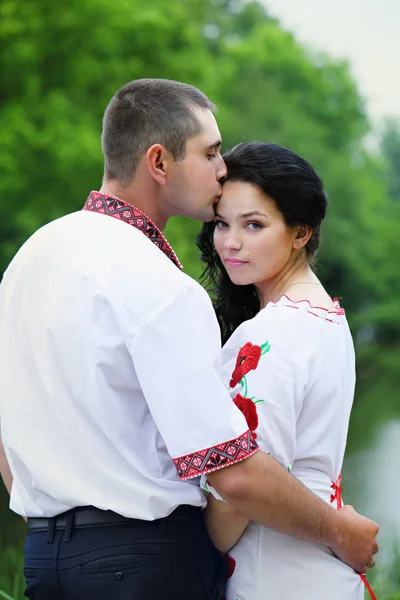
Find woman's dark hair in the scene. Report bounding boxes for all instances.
[196,141,328,343]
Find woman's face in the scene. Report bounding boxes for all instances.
[213,181,297,287]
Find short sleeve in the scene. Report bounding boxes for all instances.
[129,282,258,480]
[223,306,312,471]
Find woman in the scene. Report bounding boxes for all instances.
[197,142,370,599]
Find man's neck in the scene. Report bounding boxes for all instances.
[99,180,168,231]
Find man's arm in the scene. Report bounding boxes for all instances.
[128,283,378,571]
[208,451,379,574]
[0,424,13,495]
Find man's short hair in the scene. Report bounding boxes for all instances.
[101,79,216,185]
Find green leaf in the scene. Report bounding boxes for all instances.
[261,341,271,355]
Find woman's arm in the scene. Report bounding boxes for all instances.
[204,493,249,554]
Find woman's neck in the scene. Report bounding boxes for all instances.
[257,260,318,308]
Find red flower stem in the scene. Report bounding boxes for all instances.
[241,376,248,397]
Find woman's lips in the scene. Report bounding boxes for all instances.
[224,258,249,266]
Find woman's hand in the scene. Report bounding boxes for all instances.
[204,493,249,554]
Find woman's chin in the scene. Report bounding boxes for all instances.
[228,274,254,287]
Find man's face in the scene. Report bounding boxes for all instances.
[165,108,227,222]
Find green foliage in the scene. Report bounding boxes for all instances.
[1,0,399,594]
[381,118,400,202]
[0,542,23,600]
[0,0,214,270]
[0,0,398,345]
[0,591,16,600]
[367,548,400,600]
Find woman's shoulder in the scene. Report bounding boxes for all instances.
[247,293,345,330]
[221,302,302,359]
[222,295,347,357]
[264,294,346,325]
[280,282,337,311]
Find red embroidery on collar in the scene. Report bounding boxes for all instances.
[83,191,182,270]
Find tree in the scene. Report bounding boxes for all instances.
[381,118,400,202]
[0,0,215,275]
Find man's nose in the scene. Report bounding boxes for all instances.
[216,156,227,182]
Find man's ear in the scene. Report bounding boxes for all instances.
[293,225,313,250]
[145,144,170,184]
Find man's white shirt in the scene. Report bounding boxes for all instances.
[0,194,257,518]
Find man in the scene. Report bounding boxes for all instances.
[0,79,378,600]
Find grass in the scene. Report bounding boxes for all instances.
[0,536,24,600]
[0,591,15,600]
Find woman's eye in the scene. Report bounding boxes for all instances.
[214,220,228,229]
[247,222,262,230]
[207,153,217,160]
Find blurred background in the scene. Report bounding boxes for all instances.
[0,0,399,598]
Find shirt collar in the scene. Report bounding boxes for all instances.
[83,191,183,270]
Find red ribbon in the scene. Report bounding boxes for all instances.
[330,473,376,600]
[360,574,377,599]
[330,473,343,509]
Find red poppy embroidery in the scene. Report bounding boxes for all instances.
[233,393,258,432]
[230,342,262,388]
[225,554,236,579]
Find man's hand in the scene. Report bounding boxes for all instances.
[331,505,379,574]
[209,452,380,572]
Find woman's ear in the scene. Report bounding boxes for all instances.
[145,144,170,184]
[293,225,313,250]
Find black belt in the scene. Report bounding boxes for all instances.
[27,505,200,542]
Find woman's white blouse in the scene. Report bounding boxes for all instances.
[215,296,364,599]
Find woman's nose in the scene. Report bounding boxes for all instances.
[224,233,242,250]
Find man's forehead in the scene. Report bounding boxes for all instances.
[193,107,221,139]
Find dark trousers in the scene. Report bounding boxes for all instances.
[23,506,225,600]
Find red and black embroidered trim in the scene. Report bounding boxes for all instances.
[174,430,259,480]
[83,191,182,270]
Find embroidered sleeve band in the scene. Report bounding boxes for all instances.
[173,429,259,480]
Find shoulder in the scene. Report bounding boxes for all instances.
[221,300,326,370]
[229,300,320,344]
[284,286,337,311]
[5,211,212,322]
